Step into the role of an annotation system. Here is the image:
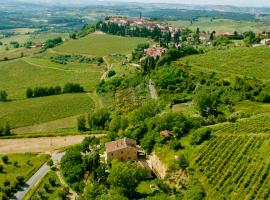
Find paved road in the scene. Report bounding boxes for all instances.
[149,79,158,100]
[13,152,66,200]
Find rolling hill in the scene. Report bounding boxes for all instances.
[179,46,270,81]
[53,33,149,56]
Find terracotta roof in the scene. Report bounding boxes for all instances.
[144,47,167,59]
[105,137,137,153]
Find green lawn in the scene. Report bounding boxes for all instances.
[0,58,102,99]
[0,153,49,199]
[28,171,64,200]
[179,46,270,81]
[0,93,94,128]
[54,33,148,56]
[169,17,270,34]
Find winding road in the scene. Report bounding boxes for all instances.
[149,79,158,100]
[13,152,65,200]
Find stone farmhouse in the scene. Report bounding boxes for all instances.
[105,137,140,162]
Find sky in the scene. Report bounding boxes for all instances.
[114,0,270,7]
[18,0,270,7]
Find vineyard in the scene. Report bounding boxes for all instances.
[210,113,270,135]
[179,46,270,81]
[193,135,270,200]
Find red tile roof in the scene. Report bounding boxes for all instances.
[105,137,137,153]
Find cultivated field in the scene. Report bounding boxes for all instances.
[180,46,270,80]
[194,135,270,200]
[0,153,49,198]
[53,34,148,56]
[12,115,78,135]
[170,18,270,34]
[210,113,270,135]
[0,93,94,128]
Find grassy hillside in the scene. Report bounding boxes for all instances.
[53,33,148,56]
[193,135,270,200]
[0,93,94,128]
[0,58,102,99]
[179,46,270,80]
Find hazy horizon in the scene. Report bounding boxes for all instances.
[13,0,270,8]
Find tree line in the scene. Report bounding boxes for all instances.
[26,83,84,98]
[97,21,180,47]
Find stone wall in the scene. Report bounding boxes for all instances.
[147,153,168,179]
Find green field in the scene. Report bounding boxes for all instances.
[28,171,63,200]
[0,58,102,99]
[170,18,270,34]
[0,153,49,198]
[53,33,148,56]
[30,32,69,43]
[179,46,270,81]
[193,135,270,200]
[0,93,94,129]
[0,32,69,46]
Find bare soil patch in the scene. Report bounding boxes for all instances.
[0,135,103,153]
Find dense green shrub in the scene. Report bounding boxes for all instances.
[132,43,150,60]
[2,155,9,164]
[26,86,62,98]
[191,127,212,145]
[60,147,85,192]
[0,90,8,101]
[185,178,206,200]
[194,89,219,117]
[63,83,84,93]
[0,123,11,136]
[43,37,63,49]
[96,77,124,93]
[128,100,160,124]
[258,91,270,103]
[88,108,111,130]
[107,70,116,78]
[108,160,149,198]
[157,46,199,66]
[212,36,232,46]
[77,115,87,132]
[177,154,189,169]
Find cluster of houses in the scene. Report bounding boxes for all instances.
[143,47,167,60]
[107,16,180,34]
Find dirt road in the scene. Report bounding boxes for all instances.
[149,79,158,100]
